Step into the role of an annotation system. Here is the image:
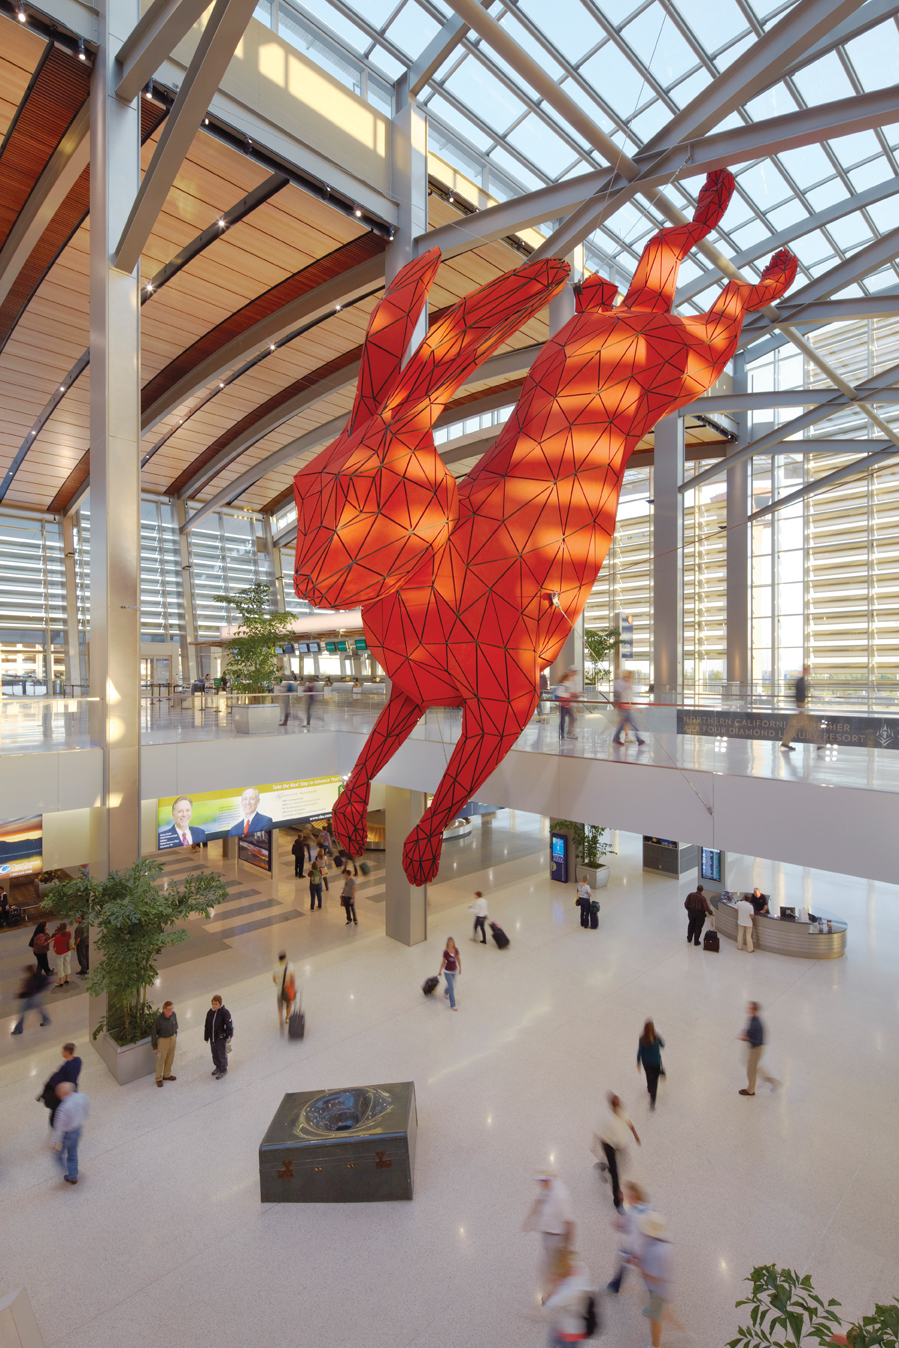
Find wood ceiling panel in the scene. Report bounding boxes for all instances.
[0,19,48,138]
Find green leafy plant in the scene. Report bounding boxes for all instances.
[583,626,622,686]
[728,1266,899,1348]
[214,581,296,693]
[551,819,616,868]
[42,859,229,1046]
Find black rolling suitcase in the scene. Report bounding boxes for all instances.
[489,921,509,949]
[288,1005,306,1038]
[703,928,719,952]
[422,975,440,996]
[589,901,600,930]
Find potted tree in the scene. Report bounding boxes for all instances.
[584,625,622,693]
[214,582,297,735]
[730,1264,899,1347]
[42,859,228,1084]
[551,819,615,889]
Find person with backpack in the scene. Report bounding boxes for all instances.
[11,965,51,1034]
[51,923,74,988]
[273,952,295,1030]
[29,921,53,976]
[308,853,324,910]
[636,1020,666,1111]
[541,1244,594,1345]
[341,869,358,925]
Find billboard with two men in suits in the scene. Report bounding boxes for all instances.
[156,776,342,851]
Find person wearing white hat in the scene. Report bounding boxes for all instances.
[541,1244,593,1345]
[638,1210,672,1348]
[523,1169,576,1298]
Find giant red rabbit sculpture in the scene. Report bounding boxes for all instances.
[293,169,797,885]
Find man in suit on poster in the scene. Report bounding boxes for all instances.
[158,797,207,850]
[228,786,274,837]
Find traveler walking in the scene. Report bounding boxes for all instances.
[74,916,89,975]
[438,937,461,1010]
[739,1001,779,1096]
[593,1093,641,1211]
[780,665,823,751]
[308,853,324,910]
[204,995,233,1079]
[735,894,755,952]
[575,876,592,928]
[556,668,580,741]
[29,921,53,976]
[638,1211,673,1348]
[277,678,292,726]
[152,1001,178,1086]
[291,833,306,878]
[0,889,10,927]
[51,923,73,987]
[341,869,358,925]
[542,1246,592,1345]
[303,680,315,726]
[607,1180,653,1294]
[11,965,51,1034]
[612,670,646,747]
[40,1043,81,1125]
[684,884,713,946]
[273,952,295,1030]
[319,827,332,855]
[522,1169,576,1298]
[636,1020,666,1111]
[51,1082,88,1185]
[469,890,488,943]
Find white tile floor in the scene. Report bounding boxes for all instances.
[1,820,898,1348]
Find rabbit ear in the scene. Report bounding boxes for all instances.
[380,257,570,433]
[348,247,442,434]
[623,170,736,314]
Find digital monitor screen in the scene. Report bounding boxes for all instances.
[325,641,337,652]
[336,639,348,651]
[307,641,320,653]
[296,642,308,653]
[551,834,566,860]
[701,847,722,883]
[355,638,368,650]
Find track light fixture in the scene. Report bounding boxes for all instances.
[77,38,86,58]
[145,77,154,98]
[353,204,362,217]
[16,5,26,21]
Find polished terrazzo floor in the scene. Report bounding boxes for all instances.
[1,816,898,1348]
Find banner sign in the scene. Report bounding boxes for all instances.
[0,815,42,877]
[157,776,342,847]
[677,707,899,751]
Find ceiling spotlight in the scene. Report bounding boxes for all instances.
[219,382,224,389]
[204,116,209,125]
[448,191,454,203]
[144,78,154,99]
[270,343,275,351]
[59,386,65,393]
[353,204,362,217]
[217,218,226,229]
[77,38,86,58]
[16,5,26,21]
[144,282,153,294]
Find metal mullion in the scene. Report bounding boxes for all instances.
[318,0,408,62]
[426,82,554,188]
[577,0,675,110]
[665,2,719,76]
[837,47,899,176]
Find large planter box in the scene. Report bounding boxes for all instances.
[574,864,610,889]
[231,702,280,735]
[93,1032,156,1085]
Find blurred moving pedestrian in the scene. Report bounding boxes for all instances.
[11,965,51,1034]
[469,890,488,943]
[51,1082,88,1185]
[51,923,73,988]
[556,667,580,741]
[40,1043,81,1125]
[303,680,315,726]
[542,1245,592,1345]
[684,884,713,946]
[152,1001,178,1086]
[780,665,823,752]
[204,995,233,1079]
[0,889,10,927]
[74,916,89,976]
[439,938,461,1010]
[576,876,592,929]
[593,1093,641,1211]
[607,1180,653,1295]
[523,1169,576,1298]
[612,670,646,747]
[739,1001,779,1096]
[637,1021,666,1111]
[29,921,53,976]
[638,1211,673,1348]
[273,952,295,1030]
[341,869,358,925]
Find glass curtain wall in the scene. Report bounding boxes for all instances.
[584,466,653,686]
[74,501,185,647]
[186,506,275,640]
[0,510,66,691]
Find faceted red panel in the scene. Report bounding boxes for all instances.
[294,171,797,884]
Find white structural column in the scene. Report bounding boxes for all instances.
[726,354,750,690]
[548,246,585,686]
[385,786,427,947]
[175,499,197,684]
[62,513,82,691]
[652,413,685,699]
[89,0,142,880]
[389,91,428,352]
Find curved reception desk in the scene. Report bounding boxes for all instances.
[710,896,846,959]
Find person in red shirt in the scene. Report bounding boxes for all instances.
[51,924,73,988]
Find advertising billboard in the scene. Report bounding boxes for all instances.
[156,776,342,848]
[0,815,43,877]
[238,829,273,873]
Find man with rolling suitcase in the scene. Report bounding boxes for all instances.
[684,884,714,946]
[273,952,295,1031]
